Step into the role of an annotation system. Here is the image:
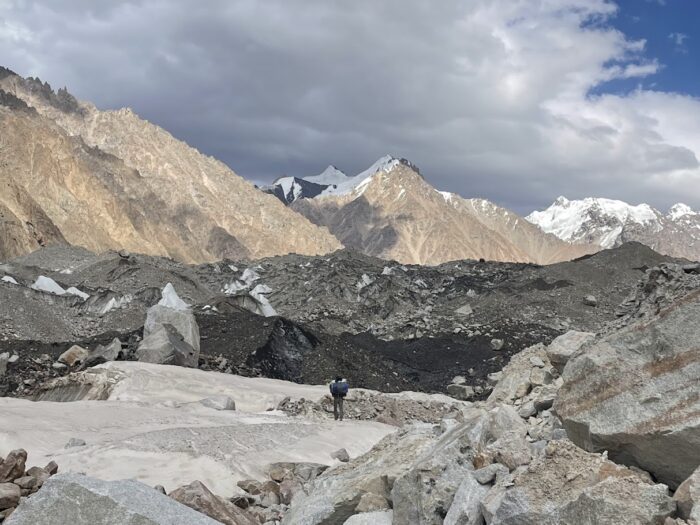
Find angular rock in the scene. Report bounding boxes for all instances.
[480,440,675,525]
[43,462,58,476]
[144,303,200,353]
[237,479,262,495]
[168,480,257,525]
[58,345,88,367]
[491,339,504,351]
[545,330,595,372]
[24,468,49,489]
[518,401,536,419]
[355,493,390,513]
[583,294,598,307]
[11,477,35,491]
[343,510,393,525]
[91,338,123,363]
[447,383,475,401]
[472,463,509,485]
[0,450,26,483]
[444,473,489,525]
[65,438,86,448]
[5,473,220,524]
[268,464,293,483]
[555,289,700,488]
[331,448,350,463]
[199,396,236,411]
[136,323,198,367]
[0,483,20,511]
[488,345,548,403]
[674,466,700,522]
[0,352,8,377]
[279,479,303,506]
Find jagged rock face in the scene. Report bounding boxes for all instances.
[528,196,700,261]
[555,287,700,489]
[293,165,594,265]
[0,70,341,262]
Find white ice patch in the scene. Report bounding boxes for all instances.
[381,266,393,276]
[158,283,189,311]
[250,284,277,317]
[31,276,67,295]
[228,264,238,272]
[668,203,697,220]
[356,273,375,290]
[65,286,90,300]
[241,268,260,286]
[1,275,18,285]
[99,295,133,315]
[223,280,248,295]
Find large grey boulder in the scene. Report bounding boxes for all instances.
[143,304,200,354]
[674,466,700,523]
[479,440,675,525]
[555,289,700,488]
[4,473,220,524]
[545,330,595,372]
[0,483,20,511]
[343,510,393,524]
[0,450,27,483]
[443,473,489,525]
[168,480,257,525]
[136,323,198,367]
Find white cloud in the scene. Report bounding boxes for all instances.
[0,0,698,213]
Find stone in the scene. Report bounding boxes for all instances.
[343,511,393,525]
[545,330,595,372]
[51,362,67,370]
[487,371,502,385]
[674,466,700,522]
[24,468,49,489]
[355,493,390,513]
[518,401,537,419]
[91,338,123,362]
[4,473,220,524]
[279,479,303,506]
[555,289,700,489]
[57,345,88,367]
[455,304,473,316]
[199,396,236,411]
[168,480,258,525]
[0,483,20,511]
[451,375,467,385]
[490,339,504,351]
[444,473,489,525]
[154,485,166,494]
[268,464,293,483]
[43,462,58,476]
[489,345,549,403]
[65,438,86,448]
[583,294,598,307]
[529,356,545,368]
[0,450,27,483]
[479,440,675,525]
[237,479,262,495]
[331,448,350,463]
[529,367,552,386]
[292,463,328,482]
[472,464,509,485]
[136,323,198,367]
[447,383,475,401]
[11,477,35,491]
[144,303,200,353]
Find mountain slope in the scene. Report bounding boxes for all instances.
[0,67,341,262]
[528,197,700,260]
[292,162,593,265]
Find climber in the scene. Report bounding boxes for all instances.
[329,376,349,421]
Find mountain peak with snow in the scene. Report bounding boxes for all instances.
[668,203,698,220]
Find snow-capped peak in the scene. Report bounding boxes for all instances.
[527,197,661,248]
[303,165,348,186]
[318,155,409,197]
[668,203,697,220]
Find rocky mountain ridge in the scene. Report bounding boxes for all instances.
[0,67,341,263]
[528,196,700,260]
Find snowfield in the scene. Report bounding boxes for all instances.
[0,362,395,496]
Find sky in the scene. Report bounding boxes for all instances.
[1,0,699,214]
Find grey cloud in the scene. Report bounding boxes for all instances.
[1,0,699,214]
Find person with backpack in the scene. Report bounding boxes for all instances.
[329,376,349,421]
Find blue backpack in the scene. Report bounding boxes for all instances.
[330,380,349,397]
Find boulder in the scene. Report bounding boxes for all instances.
[331,448,350,463]
[0,483,20,511]
[583,295,598,307]
[91,338,123,363]
[43,462,58,476]
[12,477,35,491]
[0,450,26,483]
[488,345,549,403]
[199,396,236,411]
[136,323,198,367]
[25,467,49,488]
[355,493,390,513]
[443,473,489,525]
[491,339,504,351]
[545,331,595,372]
[279,479,303,505]
[58,345,88,367]
[0,352,8,377]
[4,473,220,524]
[168,480,258,525]
[674,466,700,522]
[268,464,293,482]
[65,438,86,448]
[555,289,700,488]
[447,383,475,401]
[479,440,675,525]
[343,511,393,525]
[237,479,262,495]
[144,303,200,353]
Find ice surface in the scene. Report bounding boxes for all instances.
[30,276,67,295]
[157,283,189,310]
[0,362,395,496]
[1,275,18,285]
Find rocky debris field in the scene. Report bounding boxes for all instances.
[0,449,58,522]
[0,243,685,399]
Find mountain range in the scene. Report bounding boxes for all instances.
[1,66,698,265]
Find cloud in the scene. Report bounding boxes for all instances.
[0,0,698,214]
[669,32,689,53]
